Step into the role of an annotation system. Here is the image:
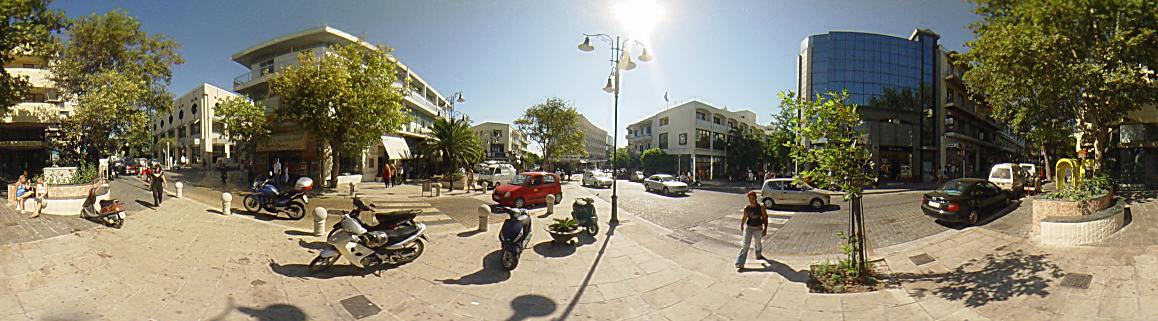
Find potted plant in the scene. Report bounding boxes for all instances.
[546,217,581,244]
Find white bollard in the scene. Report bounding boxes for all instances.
[477,205,490,232]
[432,183,442,197]
[174,182,183,198]
[221,192,232,215]
[546,194,556,215]
[313,207,327,237]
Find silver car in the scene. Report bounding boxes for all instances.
[760,178,832,210]
[581,171,613,188]
[643,174,688,196]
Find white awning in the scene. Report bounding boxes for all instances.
[381,135,413,160]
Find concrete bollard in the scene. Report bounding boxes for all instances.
[221,192,232,215]
[545,194,556,215]
[477,204,490,232]
[174,182,183,198]
[432,183,442,197]
[313,207,327,237]
[349,182,356,196]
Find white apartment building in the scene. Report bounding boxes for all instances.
[559,114,611,168]
[626,99,761,181]
[150,83,238,168]
[472,122,529,163]
[0,55,74,177]
[230,26,456,181]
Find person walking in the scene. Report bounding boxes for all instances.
[272,159,282,184]
[383,163,393,188]
[149,164,166,208]
[736,191,769,269]
[396,164,405,186]
[466,169,476,193]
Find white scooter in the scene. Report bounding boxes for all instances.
[308,197,429,273]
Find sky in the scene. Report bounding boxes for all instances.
[50,0,980,149]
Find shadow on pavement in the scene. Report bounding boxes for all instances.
[555,223,617,321]
[744,258,811,283]
[436,250,511,285]
[297,239,329,250]
[894,248,1064,308]
[504,294,557,321]
[267,258,390,279]
[940,200,1024,229]
[206,298,306,321]
[532,241,576,258]
[134,199,155,208]
[285,230,314,236]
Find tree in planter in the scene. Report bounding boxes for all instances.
[215,96,270,170]
[781,90,875,278]
[961,0,1158,173]
[514,97,586,170]
[271,42,408,187]
[420,117,484,190]
[0,0,66,114]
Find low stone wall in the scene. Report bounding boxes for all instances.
[8,182,101,210]
[1041,198,1127,246]
[1031,193,1113,233]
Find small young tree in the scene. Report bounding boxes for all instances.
[781,90,874,276]
[215,96,270,162]
[514,97,586,169]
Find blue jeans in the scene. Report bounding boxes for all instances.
[736,226,764,265]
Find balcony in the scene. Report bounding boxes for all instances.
[7,68,52,88]
[2,103,62,124]
[405,90,443,117]
[626,132,651,140]
[696,120,731,133]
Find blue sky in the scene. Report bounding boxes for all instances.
[51,0,979,148]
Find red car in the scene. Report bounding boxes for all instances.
[493,172,563,208]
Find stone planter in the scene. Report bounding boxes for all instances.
[1041,198,1127,245]
[546,227,580,245]
[8,181,106,216]
[1032,192,1113,233]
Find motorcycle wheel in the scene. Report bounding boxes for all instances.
[395,239,425,264]
[500,250,519,270]
[286,201,306,220]
[587,222,599,235]
[111,218,124,229]
[308,254,338,274]
[242,195,260,213]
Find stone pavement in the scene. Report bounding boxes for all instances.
[1,174,1157,320]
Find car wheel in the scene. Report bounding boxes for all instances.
[967,209,979,226]
[763,198,775,209]
[810,198,824,210]
[663,187,670,195]
[514,198,526,208]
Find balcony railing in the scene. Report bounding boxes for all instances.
[406,90,443,117]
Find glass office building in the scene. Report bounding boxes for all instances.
[798,29,940,183]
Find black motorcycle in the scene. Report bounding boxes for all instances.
[496,206,531,270]
[241,176,313,219]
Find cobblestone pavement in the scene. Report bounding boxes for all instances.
[0,179,156,246]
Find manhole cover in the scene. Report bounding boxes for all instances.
[909,253,936,266]
[340,295,381,319]
[1060,273,1093,289]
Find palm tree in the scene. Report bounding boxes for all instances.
[421,117,484,189]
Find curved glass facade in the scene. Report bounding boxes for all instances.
[798,30,940,182]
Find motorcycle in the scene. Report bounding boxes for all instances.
[571,197,599,235]
[81,184,126,229]
[309,196,429,273]
[678,175,702,187]
[242,176,312,219]
[496,206,531,270]
[325,196,422,238]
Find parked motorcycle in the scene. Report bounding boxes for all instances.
[326,196,422,238]
[81,185,126,229]
[678,175,702,187]
[571,197,599,235]
[309,196,429,273]
[496,206,531,270]
[242,176,312,219]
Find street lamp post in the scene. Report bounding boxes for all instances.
[447,91,466,120]
[578,34,654,225]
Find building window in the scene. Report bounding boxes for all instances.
[658,133,668,149]
[696,112,707,121]
[713,132,726,151]
[679,133,687,145]
[659,117,669,126]
[492,129,502,138]
[696,130,711,149]
[191,103,198,115]
[259,59,275,76]
[713,116,722,125]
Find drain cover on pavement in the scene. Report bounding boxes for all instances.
[340,295,382,319]
[908,253,936,266]
[1060,273,1093,289]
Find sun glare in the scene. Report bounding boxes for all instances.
[615,0,663,39]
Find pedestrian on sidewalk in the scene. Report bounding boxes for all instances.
[736,191,768,269]
[149,164,166,208]
[383,163,393,188]
[466,169,475,192]
[31,177,46,218]
[396,164,405,186]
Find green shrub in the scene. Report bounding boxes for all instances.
[548,218,578,233]
[1042,174,1114,201]
[70,162,99,185]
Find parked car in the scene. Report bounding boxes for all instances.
[121,160,140,175]
[988,163,1027,198]
[492,172,563,208]
[629,171,645,182]
[581,171,614,188]
[477,163,518,189]
[759,178,832,210]
[921,178,1011,226]
[643,174,688,196]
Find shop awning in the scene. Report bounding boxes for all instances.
[381,135,413,160]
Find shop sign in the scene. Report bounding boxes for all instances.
[0,140,43,148]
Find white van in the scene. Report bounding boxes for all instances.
[988,163,1027,197]
[477,163,517,189]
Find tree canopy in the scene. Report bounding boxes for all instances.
[514,97,586,168]
[0,0,66,114]
[961,0,1158,169]
[640,148,675,175]
[215,96,270,160]
[420,117,484,176]
[271,42,408,186]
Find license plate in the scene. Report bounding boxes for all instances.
[928,201,941,208]
[117,212,126,219]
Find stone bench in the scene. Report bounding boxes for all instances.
[1040,197,1127,246]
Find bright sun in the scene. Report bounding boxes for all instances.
[615,0,663,39]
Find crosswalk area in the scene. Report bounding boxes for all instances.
[341,197,461,227]
[685,209,796,247]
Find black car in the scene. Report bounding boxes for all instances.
[921,178,1010,226]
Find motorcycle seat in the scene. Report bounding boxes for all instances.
[374,212,417,228]
[98,200,116,208]
[383,225,420,245]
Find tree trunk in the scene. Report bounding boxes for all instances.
[1042,146,1052,181]
[330,141,341,188]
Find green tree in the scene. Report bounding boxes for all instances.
[782,90,874,276]
[523,152,542,170]
[961,0,1158,172]
[767,105,797,174]
[420,117,484,186]
[639,148,675,175]
[271,42,408,187]
[612,147,640,171]
[0,0,66,114]
[725,128,771,178]
[215,96,270,161]
[50,10,183,162]
[515,97,586,169]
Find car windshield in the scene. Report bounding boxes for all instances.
[935,181,972,196]
[125,161,136,166]
[591,172,609,178]
[655,175,674,182]
[990,168,1012,179]
[510,174,530,185]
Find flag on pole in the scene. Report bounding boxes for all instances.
[664,91,669,102]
